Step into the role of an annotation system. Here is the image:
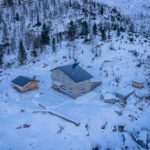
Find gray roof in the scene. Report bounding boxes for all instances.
[53,64,93,83]
[12,76,37,86]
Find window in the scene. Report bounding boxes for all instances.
[62,85,66,90]
[54,81,61,88]
[69,88,72,93]
[80,89,85,93]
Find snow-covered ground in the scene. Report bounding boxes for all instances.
[99,0,150,15]
[99,0,150,33]
[0,33,150,149]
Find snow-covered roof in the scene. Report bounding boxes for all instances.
[52,64,93,83]
[116,88,133,96]
[102,93,117,100]
[12,76,38,86]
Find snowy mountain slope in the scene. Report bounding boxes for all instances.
[0,32,150,150]
[0,0,150,149]
[98,0,150,33]
[0,0,149,67]
[99,0,150,15]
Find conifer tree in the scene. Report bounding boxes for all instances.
[0,47,4,67]
[5,0,13,6]
[68,21,77,42]
[32,35,41,57]
[52,38,56,53]
[117,28,121,37]
[2,21,9,44]
[100,28,106,41]
[32,41,38,58]
[18,40,27,65]
[15,12,19,21]
[100,6,104,15]
[81,21,88,41]
[31,48,37,58]
[93,23,97,36]
[108,30,111,39]
[41,24,50,46]
[36,14,41,26]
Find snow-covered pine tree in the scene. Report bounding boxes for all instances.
[52,38,56,53]
[18,40,27,65]
[81,21,89,41]
[4,0,13,6]
[93,23,97,36]
[68,21,77,42]
[41,23,50,46]
[2,21,9,44]
[0,47,4,67]
[101,28,107,41]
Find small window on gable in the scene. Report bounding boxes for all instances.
[80,89,85,93]
[69,88,72,93]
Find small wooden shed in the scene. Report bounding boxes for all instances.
[116,89,134,101]
[12,76,39,92]
[101,93,117,104]
[132,81,144,89]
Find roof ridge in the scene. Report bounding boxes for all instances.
[53,64,93,83]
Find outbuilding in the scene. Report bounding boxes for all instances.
[132,81,144,89]
[12,76,39,92]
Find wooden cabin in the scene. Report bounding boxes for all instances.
[12,76,39,92]
[132,81,144,89]
[116,90,134,101]
[101,93,117,104]
[51,63,99,98]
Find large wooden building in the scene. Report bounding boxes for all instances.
[51,63,99,98]
[12,76,39,92]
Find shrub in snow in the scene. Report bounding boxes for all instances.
[92,145,100,150]
[115,76,120,84]
[112,125,117,132]
[23,124,31,128]
[85,123,89,130]
[20,109,25,112]
[118,125,125,132]
[57,125,64,134]
[131,50,139,57]
[114,111,122,116]
[101,122,107,130]
[109,44,115,51]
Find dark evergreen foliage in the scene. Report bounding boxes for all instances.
[81,21,89,41]
[100,6,104,15]
[68,21,77,42]
[15,12,19,21]
[4,0,13,6]
[18,40,27,65]
[52,38,56,53]
[0,48,4,67]
[100,28,107,41]
[36,15,41,27]
[93,23,97,36]
[41,24,50,46]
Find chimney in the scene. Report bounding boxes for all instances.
[73,59,79,68]
[32,75,36,80]
[74,59,78,64]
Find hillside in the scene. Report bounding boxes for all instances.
[99,0,150,33]
[0,32,150,149]
[0,0,147,67]
[0,0,150,150]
